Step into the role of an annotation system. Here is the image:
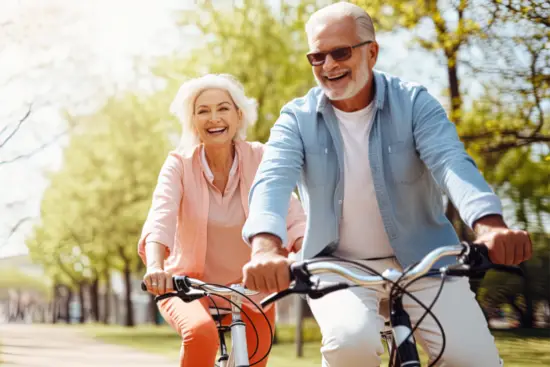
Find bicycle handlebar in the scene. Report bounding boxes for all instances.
[293,243,465,286]
[260,242,523,307]
[140,242,523,307]
[140,275,258,297]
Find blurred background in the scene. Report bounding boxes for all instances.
[0,0,548,366]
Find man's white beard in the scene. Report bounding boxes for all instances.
[316,61,370,101]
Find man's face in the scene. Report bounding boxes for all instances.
[307,18,373,101]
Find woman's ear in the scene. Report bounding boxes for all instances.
[237,108,243,126]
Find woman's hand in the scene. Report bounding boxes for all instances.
[143,267,174,296]
[293,237,303,253]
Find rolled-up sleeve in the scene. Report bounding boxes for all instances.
[137,152,184,264]
[242,111,305,247]
[412,89,503,228]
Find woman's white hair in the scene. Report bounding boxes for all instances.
[305,2,375,43]
[169,73,258,155]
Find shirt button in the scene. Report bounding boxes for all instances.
[338,200,343,205]
[324,148,328,154]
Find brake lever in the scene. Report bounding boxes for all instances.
[308,283,351,299]
[153,289,207,303]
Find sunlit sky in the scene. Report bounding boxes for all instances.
[0,1,485,258]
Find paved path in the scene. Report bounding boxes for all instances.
[0,323,176,366]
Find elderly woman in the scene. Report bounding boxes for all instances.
[137,73,305,367]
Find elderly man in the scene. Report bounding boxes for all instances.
[242,1,531,366]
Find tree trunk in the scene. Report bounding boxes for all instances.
[520,263,534,328]
[102,272,111,324]
[447,61,462,124]
[90,278,100,322]
[546,257,550,326]
[51,301,57,324]
[113,293,121,325]
[78,282,86,324]
[51,284,59,324]
[123,264,135,327]
[64,287,72,324]
[148,293,160,325]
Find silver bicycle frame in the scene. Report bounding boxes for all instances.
[178,280,257,367]
[229,284,249,366]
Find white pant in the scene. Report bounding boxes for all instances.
[307,257,503,367]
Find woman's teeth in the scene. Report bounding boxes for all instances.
[207,127,227,134]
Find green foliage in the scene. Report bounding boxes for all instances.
[153,0,322,142]
[26,93,176,286]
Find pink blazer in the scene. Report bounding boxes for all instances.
[137,139,306,278]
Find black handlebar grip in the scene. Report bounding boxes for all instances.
[289,262,306,282]
[289,264,296,282]
[465,242,493,270]
[468,243,491,262]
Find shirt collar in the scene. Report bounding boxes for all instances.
[200,145,238,182]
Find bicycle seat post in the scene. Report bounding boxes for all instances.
[229,284,249,366]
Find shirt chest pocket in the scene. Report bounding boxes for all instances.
[304,147,328,188]
[388,141,426,185]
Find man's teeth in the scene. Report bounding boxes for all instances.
[208,127,226,133]
[327,72,347,80]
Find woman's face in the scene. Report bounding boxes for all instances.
[192,88,242,147]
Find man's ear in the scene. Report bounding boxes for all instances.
[370,41,379,65]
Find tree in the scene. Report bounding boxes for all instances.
[27,92,175,326]
[154,0,324,142]
[351,0,549,239]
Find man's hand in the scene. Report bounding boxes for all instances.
[243,233,293,293]
[473,215,532,265]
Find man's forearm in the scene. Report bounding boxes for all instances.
[473,214,508,235]
[250,233,285,255]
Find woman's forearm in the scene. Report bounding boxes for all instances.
[145,241,167,269]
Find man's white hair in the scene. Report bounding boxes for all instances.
[169,73,257,155]
[305,2,375,43]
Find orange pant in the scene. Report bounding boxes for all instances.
[157,297,275,367]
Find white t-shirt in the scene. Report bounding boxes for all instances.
[332,102,395,259]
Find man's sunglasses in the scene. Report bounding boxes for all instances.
[306,40,373,66]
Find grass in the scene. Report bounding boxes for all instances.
[80,322,550,366]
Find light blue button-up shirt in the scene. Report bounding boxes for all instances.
[243,70,502,268]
